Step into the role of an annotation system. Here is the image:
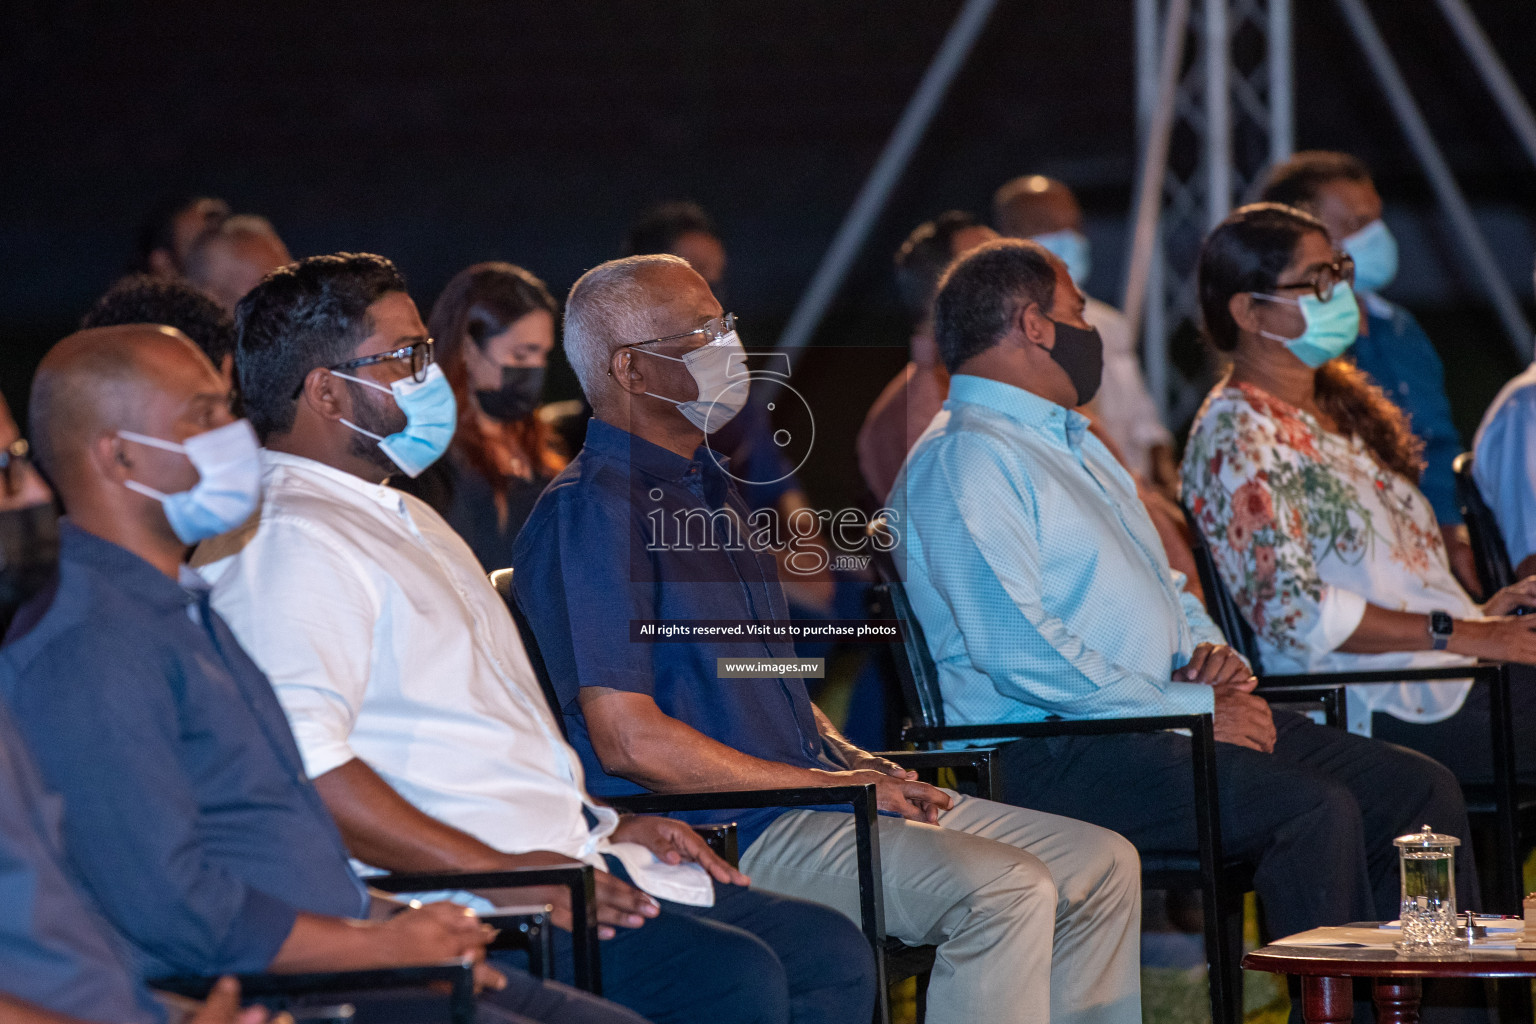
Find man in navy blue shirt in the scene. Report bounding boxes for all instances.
[1258,152,1477,592]
[2,325,645,1024]
[513,255,1143,1024]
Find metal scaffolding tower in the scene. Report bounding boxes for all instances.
[1132,0,1293,425]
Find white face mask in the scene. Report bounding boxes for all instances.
[117,419,262,544]
[637,330,751,434]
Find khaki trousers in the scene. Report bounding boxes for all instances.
[739,791,1141,1024]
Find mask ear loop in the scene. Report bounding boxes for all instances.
[114,431,189,502]
[1247,293,1306,344]
[329,370,395,441]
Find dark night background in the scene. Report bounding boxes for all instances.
[4,0,1536,509]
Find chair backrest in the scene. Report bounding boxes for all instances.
[1453,451,1515,597]
[1181,504,1265,672]
[868,580,946,732]
[488,568,570,739]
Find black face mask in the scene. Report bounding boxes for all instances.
[1045,320,1104,407]
[475,366,546,423]
[0,501,60,627]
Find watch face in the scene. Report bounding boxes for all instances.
[1430,611,1453,636]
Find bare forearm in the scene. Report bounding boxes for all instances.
[312,759,509,873]
[268,912,399,974]
[581,689,833,792]
[1337,603,1490,658]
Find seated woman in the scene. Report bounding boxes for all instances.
[396,262,566,571]
[1181,202,1536,783]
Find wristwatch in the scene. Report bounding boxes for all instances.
[1428,610,1454,651]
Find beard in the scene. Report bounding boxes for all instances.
[345,381,408,475]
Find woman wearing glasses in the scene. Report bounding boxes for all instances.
[1180,203,1536,783]
[394,262,565,571]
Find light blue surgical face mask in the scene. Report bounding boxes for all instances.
[1342,219,1398,294]
[118,419,261,544]
[1251,281,1362,369]
[1030,229,1091,288]
[335,362,457,477]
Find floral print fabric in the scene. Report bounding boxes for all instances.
[1181,381,1475,733]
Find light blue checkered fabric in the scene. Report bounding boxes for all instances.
[889,374,1219,729]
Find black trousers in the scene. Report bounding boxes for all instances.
[1371,668,1536,785]
[993,709,1477,940]
[496,858,875,1024]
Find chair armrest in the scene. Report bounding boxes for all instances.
[370,865,600,996]
[879,749,998,801]
[902,712,1212,746]
[606,786,888,954]
[150,961,476,1024]
[1257,662,1502,692]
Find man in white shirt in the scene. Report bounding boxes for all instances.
[993,175,1175,488]
[193,253,875,1024]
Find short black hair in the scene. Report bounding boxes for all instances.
[1255,151,1373,211]
[894,211,984,324]
[623,201,719,257]
[235,253,407,440]
[932,239,1059,374]
[133,193,228,272]
[81,274,235,366]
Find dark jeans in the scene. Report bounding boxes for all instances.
[993,709,1477,940]
[1371,668,1536,785]
[496,858,874,1024]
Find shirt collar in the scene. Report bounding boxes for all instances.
[582,417,731,487]
[947,374,1090,448]
[261,448,410,518]
[57,520,203,614]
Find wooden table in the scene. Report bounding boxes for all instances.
[1244,942,1536,1022]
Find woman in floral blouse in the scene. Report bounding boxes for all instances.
[1181,202,1536,783]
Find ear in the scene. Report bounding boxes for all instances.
[1018,301,1054,350]
[609,347,647,396]
[1228,292,1263,335]
[298,367,348,422]
[92,433,130,482]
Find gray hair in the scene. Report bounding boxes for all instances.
[563,254,690,404]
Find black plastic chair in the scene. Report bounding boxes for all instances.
[1183,503,1527,913]
[1453,451,1516,598]
[487,568,994,1024]
[868,578,1250,1024]
[373,863,596,993]
[151,961,477,1024]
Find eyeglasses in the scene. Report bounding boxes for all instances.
[1274,253,1356,303]
[625,314,737,351]
[0,439,31,497]
[292,339,435,398]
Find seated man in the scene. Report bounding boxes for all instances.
[857,211,994,504]
[1474,263,1536,580]
[513,254,1142,1024]
[890,238,1476,936]
[0,694,258,1024]
[81,273,237,383]
[1257,151,1475,591]
[194,253,874,1024]
[993,175,1175,488]
[2,325,636,1024]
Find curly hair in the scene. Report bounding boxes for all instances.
[82,274,235,366]
[1199,203,1423,482]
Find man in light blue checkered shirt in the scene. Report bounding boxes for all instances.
[891,238,1475,941]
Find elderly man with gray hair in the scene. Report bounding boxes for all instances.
[512,253,1143,1024]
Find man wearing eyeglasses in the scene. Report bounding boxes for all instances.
[194,253,877,1024]
[512,254,1143,1024]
